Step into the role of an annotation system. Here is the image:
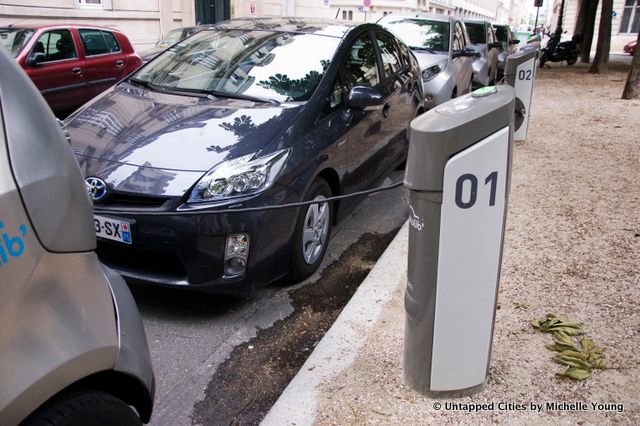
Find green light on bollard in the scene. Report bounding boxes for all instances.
[472,86,498,98]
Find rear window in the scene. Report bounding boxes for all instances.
[79,29,120,56]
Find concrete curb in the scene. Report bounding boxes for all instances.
[261,221,409,426]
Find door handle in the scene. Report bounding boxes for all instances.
[382,103,391,118]
[71,67,82,74]
[115,60,124,67]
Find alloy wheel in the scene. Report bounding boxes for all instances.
[302,195,330,265]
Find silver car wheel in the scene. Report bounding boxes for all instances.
[302,195,330,265]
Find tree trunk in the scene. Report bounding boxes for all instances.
[580,0,599,63]
[622,32,640,99]
[589,0,612,73]
[575,0,589,35]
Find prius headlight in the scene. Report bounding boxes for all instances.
[188,148,290,203]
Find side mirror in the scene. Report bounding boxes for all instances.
[26,52,46,67]
[453,47,476,58]
[510,39,520,45]
[346,86,384,111]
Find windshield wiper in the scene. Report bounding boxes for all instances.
[206,90,280,105]
[127,79,212,98]
[127,77,163,91]
[128,77,149,87]
[127,79,280,105]
[411,46,437,54]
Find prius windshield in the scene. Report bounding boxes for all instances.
[0,28,35,58]
[382,18,449,52]
[134,29,341,103]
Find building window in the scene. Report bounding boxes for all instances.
[621,0,640,33]
[78,0,103,8]
[342,10,347,19]
[348,10,353,20]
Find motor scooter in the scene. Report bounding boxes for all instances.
[539,31,582,67]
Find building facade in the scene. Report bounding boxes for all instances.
[1,0,502,51]
[0,0,199,50]
[546,0,637,51]
[19,0,637,53]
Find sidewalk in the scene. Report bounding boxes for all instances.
[263,62,640,425]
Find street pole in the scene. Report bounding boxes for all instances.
[534,7,540,30]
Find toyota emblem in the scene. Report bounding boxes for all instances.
[85,177,108,201]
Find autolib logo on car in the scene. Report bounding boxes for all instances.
[0,222,28,268]
[85,177,108,201]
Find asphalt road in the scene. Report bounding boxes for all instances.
[128,171,409,425]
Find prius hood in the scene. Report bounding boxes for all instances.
[66,81,302,174]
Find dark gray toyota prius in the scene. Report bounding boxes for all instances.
[65,18,423,294]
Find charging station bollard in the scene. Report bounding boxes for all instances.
[504,49,537,141]
[403,85,515,396]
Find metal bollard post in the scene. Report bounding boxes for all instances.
[403,85,515,396]
[504,49,538,141]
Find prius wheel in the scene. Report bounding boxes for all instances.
[22,391,141,426]
[289,178,333,282]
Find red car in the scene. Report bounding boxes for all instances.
[624,40,636,56]
[0,24,141,112]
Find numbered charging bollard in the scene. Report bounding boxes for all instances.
[504,49,537,141]
[403,85,515,396]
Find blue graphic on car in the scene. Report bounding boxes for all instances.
[0,222,28,266]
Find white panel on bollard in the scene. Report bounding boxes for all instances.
[513,57,536,141]
[430,126,509,391]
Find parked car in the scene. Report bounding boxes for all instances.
[492,23,520,80]
[63,18,423,294]
[0,47,154,425]
[378,14,475,110]
[0,24,142,113]
[139,26,205,63]
[463,20,500,87]
[513,30,534,51]
[624,39,636,56]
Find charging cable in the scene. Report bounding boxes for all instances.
[93,180,405,216]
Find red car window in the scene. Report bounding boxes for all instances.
[101,31,121,53]
[79,29,120,56]
[31,29,77,62]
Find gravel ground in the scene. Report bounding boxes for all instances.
[312,61,640,424]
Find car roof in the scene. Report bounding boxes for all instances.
[379,13,454,23]
[208,17,358,38]
[1,23,124,33]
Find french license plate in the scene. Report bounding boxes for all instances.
[94,215,132,244]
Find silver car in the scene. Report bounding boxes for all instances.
[378,14,475,110]
[463,20,501,87]
[493,23,521,80]
[0,47,154,425]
